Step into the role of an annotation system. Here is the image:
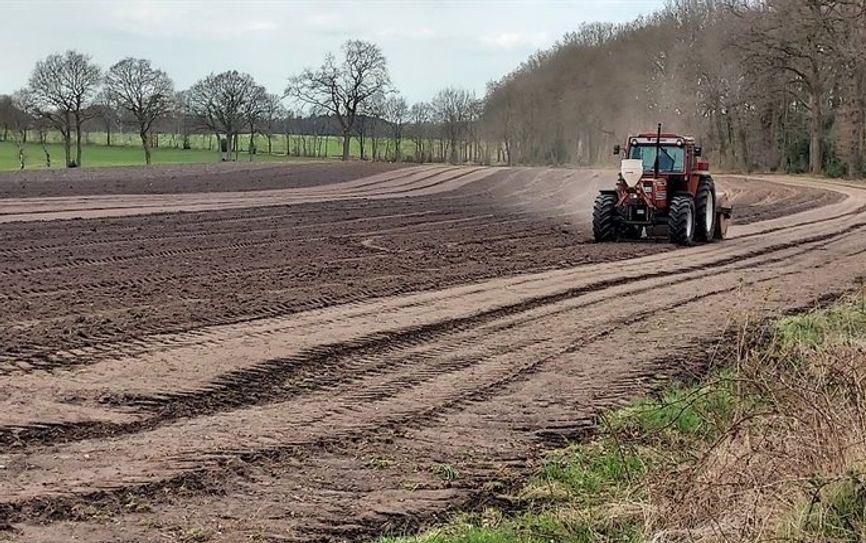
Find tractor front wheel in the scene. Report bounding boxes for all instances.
[668,195,695,246]
[592,193,618,242]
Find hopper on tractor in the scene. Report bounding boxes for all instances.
[593,124,732,245]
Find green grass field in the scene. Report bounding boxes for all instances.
[0,130,426,171]
[0,141,321,171]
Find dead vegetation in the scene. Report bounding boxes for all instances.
[649,288,866,541]
[386,288,866,542]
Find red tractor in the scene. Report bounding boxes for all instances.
[593,125,731,245]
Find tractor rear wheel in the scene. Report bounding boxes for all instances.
[694,177,716,242]
[668,194,695,246]
[592,193,618,242]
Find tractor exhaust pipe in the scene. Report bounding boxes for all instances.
[653,122,662,179]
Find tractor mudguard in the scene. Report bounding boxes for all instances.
[716,190,732,215]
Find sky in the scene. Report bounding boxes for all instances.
[0,0,666,105]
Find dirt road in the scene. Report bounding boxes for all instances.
[0,164,862,542]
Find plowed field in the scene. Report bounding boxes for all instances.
[0,163,862,542]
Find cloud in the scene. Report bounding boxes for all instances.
[304,12,342,28]
[104,2,276,39]
[479,32,550,50]
[375,27,437,41]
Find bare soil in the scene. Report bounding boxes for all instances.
[0,164,862,542]
[0,161,405,197]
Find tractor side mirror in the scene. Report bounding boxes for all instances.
[694,146,703,157]
[613,144,621,156]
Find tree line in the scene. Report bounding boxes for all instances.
[481,0,866,177]
[3,0,863,175]
[0,41,487,168]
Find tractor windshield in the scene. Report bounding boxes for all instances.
[629,145,685,173]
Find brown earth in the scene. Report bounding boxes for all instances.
[0,161,406,198]
[0,163,862,542]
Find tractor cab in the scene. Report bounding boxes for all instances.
[612,133,709,213]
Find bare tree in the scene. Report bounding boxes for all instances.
[105,57,174,165]
[260,94,287,155]
[384,95,408,161]
[287,40,391,161]
[90,94,119,147]
[736,0,841,174]
[482,80,518,165]
[357,91,385,160]
[408,102,431,162]
[432,87,475,164]
[172,90,194,150]
[478,1,865,176]
[0,95,16,142]
[242,84,268,160]
[187,71,260,161]
[23,50,101,167]
[4,93,32,169]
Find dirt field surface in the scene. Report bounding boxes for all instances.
[0,161,405,198]
[0,164,863,542]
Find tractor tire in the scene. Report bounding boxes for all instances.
[668,194,696,246]
[592,193,618,242]
[694,177,716,242]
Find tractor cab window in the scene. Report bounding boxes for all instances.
[628,145,684,173]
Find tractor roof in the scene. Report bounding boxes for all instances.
[630,133,696,145]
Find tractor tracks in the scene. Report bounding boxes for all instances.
[1,170,865,541]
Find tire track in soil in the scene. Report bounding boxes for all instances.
[0,186,862,382]
[0,170,863,541]
[3,239,860,516]
[0,169,489,276]
[2,192,857,378]
[0,165,491,224]
[3,241,862,529]
[0,280,785,524]
[2,222,863,449]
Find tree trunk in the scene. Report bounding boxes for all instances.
[75,115,83,167]
[62,113,72,167]
[852,74,865,177]
[140,131,152,165]
[809,87,823,175]
[342,130,351,161]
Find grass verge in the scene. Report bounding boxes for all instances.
[381,289,866,542]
